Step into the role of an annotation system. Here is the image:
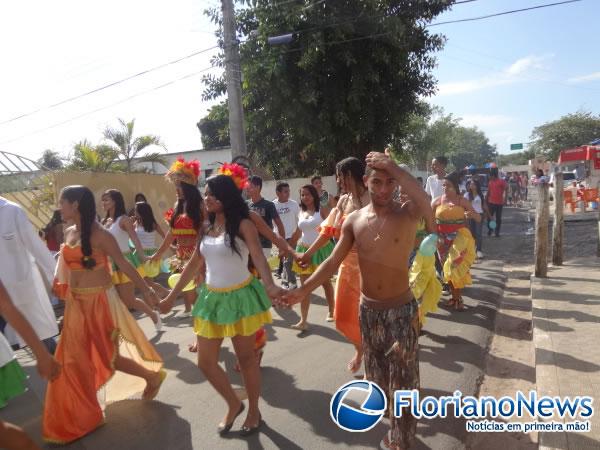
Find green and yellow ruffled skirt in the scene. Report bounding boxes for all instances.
[0,359,27,408]
[111,251,146,285]
[192,276,272,339]
[292,240,335,275]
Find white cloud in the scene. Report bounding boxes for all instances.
[505,55,548,76]
[460,114,513,128]
[437,54,552,96]
[567,72,600,83]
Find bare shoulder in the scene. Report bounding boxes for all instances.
[239,218,256,234]
[336,194,350,212]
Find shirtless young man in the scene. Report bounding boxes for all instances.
[284,151,435,450]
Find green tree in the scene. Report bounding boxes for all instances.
[102,118,166,173]
[392,105,458,170]
[66,140,122,172]
[197,102,230,150]
[448,125,497,169]
[391,106,497,171]
[202,0,451,176]
[496,149,535,167]
[38,149,64,170]
[529,111,600,160]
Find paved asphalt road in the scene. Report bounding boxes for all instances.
[1,219,519,450]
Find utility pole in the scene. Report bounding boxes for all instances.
[222,0,247,161]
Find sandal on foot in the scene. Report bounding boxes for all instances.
[240,414,263,437]
[218,402,245,436]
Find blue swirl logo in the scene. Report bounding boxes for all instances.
[330,381,387,432]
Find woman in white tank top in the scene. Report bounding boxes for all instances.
[159,174,284,435]
[289,184,335,330]
[101,189,160,330]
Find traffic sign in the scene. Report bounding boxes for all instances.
[510,143,524,150]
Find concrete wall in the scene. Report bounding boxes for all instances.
[53,171,177,224]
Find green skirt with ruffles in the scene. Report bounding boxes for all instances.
[292,240,335,275]
[192,276,272,339]
[0,359,27,408]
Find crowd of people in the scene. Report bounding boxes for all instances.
[0,150,527,450]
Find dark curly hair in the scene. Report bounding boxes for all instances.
[206,175,250,257]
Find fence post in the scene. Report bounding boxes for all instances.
[535,183,549,277]
[552,172,563,266]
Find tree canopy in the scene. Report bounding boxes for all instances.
[197,102,230,150]
[391,105,497,171]
[38,149,64,170]
[102,118,166,172]
[529,111,600,161]
[201,0,452,177]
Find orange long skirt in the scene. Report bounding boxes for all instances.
[43,286,162,444]
[334,250,361,347]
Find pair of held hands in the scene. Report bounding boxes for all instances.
[154,282,298,314]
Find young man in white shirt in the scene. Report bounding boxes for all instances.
[424,155,448,200]
[272,182,300,288]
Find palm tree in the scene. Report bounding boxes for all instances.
[38,149,64,170]
[66,140,122,172]
[102,118,166,173]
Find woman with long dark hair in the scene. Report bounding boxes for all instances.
[160,174,283,437]
[296,156,368,373]
[43,185,164,444]
[289,184,335,330]
[432,173,478,310]
[101,189,160,329]
[134,201,167,294]
[150,158,203,317]
[465,179,489,259]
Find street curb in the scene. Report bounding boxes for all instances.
[531,275,569,450]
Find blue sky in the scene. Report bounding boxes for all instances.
[0,0,597,161]
[431,0,599,154]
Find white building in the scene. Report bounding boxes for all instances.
[133,147,232,184]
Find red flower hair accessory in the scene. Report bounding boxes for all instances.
[165,157,201,186]
[217,163,249,190]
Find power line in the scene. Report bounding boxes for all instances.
[428,0,583,27]
[0,66,214,146]
[0,45,219,127]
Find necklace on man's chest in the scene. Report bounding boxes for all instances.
[367,206,388,242]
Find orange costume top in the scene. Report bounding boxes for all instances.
[319,201,361,347]
[43,244,163,444]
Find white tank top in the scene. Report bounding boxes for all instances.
[108,216,131,252]
[200,234,251,289]
[136,225,157,249]
[298,210,321,246]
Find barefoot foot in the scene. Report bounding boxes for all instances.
[347,351,363,373]
[142,369,167,400]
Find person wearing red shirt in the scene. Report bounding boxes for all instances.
[486,168,508,237]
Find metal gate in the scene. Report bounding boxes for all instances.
[0,150,54,230]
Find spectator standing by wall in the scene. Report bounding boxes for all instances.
[246,176,285,259]
[272,182,300,288]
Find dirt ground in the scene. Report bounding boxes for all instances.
[467,206,599,450]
